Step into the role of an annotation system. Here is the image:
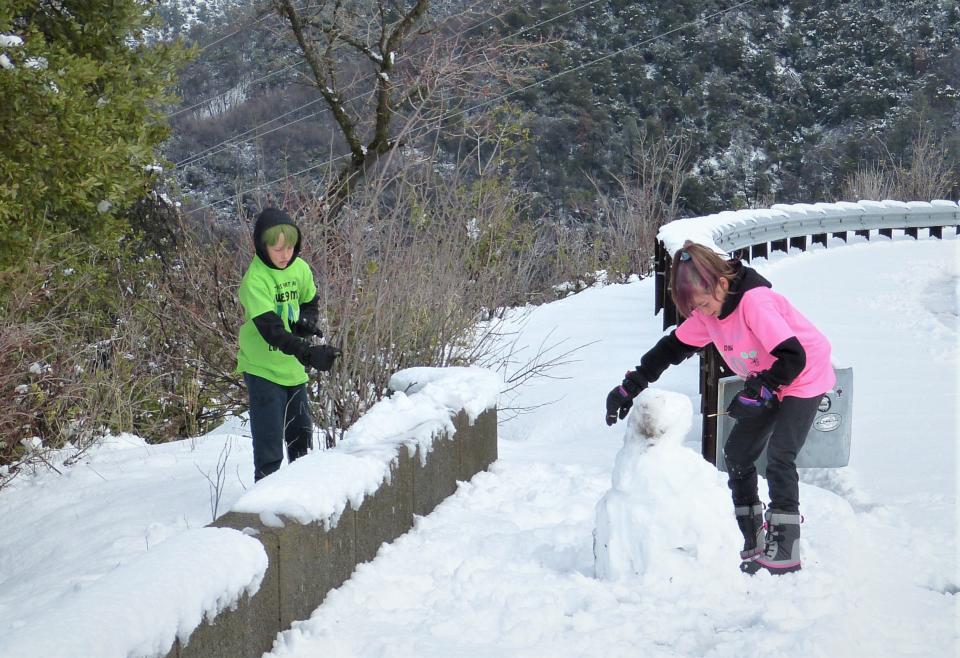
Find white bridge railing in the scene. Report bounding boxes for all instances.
[658,199,959,261]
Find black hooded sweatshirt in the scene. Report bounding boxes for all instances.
[249,208,320,358]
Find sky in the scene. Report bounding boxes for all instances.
[0,232,956,658]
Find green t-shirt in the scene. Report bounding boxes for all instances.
[236,255,318,386]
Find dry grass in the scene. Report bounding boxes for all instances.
[841,127,954,202]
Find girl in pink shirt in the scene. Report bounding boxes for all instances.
[605,241,834,575]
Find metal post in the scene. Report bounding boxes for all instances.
[654,240,667,317]
[656,240,679,331]
[700,345,731,465]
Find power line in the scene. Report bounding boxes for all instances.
[455,0,759,121]
[173,0,608,169]
[176,94,327,167]
[185,0,758,215]
[166,1,326,119]
[168,59,304,120]
[192,8,274,54]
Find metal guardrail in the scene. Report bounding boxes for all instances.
[653,199,960,463]
[715,201,960,254]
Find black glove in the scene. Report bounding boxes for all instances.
[605,370,648,426]
[297,344,341,372]
[292,316,324,339]
[727,374,777,421]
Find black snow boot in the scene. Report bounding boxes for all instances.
[734,503,765,561]
[741,509,802,575]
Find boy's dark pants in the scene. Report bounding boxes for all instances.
[244,373,313,481]
[723,395,821,513]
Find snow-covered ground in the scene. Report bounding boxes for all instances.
[0,234,957,658]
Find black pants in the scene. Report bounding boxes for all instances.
[723,395,821,513]
[244,373,313,481]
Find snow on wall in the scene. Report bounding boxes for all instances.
[0,367,499,658]
[231,366,501,528]
[0,527,267,658]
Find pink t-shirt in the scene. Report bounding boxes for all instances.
[675,287,835,399]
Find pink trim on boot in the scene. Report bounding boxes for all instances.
[755,557,801,569]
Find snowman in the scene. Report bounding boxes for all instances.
[594,388,741,581]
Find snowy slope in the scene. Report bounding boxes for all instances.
[0,234,956,658]
[265,236,958,658]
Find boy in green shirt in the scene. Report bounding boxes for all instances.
[237,207,340,481]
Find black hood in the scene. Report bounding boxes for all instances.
[718,260,772,319]
[252,207,302,269]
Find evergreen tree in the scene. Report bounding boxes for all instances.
[0,0,190,271]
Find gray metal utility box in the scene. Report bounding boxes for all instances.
[715,367,853,474]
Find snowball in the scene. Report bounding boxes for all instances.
[624,388,693,449]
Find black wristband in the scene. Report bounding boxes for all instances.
[621,370,648,397]
[746,371,776,395]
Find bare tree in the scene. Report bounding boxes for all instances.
[268,0,533,221]
[283,138,547,444]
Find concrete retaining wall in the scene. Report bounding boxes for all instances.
[160,407,497,658]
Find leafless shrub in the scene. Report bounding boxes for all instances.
[473,324,597,422]
[0,235,158,480]
[841,162,896,201]
[197,438,233,522]
[0,307,51,481]
[595,128,690,281]
[841,127,954,202]
[268,144,546,445]
[135,204,248,437]
[0,199,251,488]
[893,127,955,201]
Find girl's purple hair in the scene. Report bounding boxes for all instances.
[669,241,735,317]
